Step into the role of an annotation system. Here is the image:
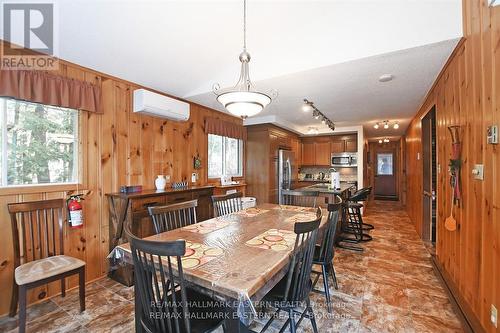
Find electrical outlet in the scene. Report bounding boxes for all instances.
[165,175,171,183]
[492,304,498,328]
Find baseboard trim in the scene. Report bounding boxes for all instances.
[431,256,485,333]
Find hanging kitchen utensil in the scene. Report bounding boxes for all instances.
[447,125,462,206]
[445,184,457,231]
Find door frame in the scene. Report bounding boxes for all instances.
[420,105,438,243]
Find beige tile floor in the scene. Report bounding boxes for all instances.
[0,201,464,332]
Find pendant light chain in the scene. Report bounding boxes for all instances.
[243,0,247,51]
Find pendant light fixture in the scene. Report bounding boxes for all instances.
[213,0,275,118]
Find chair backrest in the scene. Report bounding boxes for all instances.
[8,199,65,268]
[349,187,372,202]
[281,189,319,208]
[315,196,342,263]
[211,192,243,217]
[125,226,191,333]
[282,208,322,303]
[148,200,198,234]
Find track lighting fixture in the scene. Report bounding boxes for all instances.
[302,99,335,131]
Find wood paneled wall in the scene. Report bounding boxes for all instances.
[0,49,243,315]
[405,1,499,331]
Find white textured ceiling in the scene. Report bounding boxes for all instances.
[3,0,463,137]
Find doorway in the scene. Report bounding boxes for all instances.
[422,106,437,243]
[374,150,398,200]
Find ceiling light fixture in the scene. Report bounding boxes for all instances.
[373,123,379,129]
[383,121,389,129]
[308,127,319,135]
[303,99,335,131]
[302,100,313,112]
[213,0,276,118]
[378,139,383,144]
[384,138,390,143]
[393,122,399,129]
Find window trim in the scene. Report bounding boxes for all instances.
[0,97,84,191]
[207,134,244,179]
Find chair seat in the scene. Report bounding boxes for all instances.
[15,255,85,285]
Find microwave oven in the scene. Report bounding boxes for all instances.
[331,153,357,167]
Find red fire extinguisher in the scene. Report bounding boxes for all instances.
[67,195,84,228]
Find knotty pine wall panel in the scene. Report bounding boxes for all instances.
[405,1,499,331]
[0,49,243,315]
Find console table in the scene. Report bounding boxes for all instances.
[105,185,214,285]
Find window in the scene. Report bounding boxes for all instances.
[208,134,243,178]
[0,97,79,187]
[377,153,393,176]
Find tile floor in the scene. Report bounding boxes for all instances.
[0,201,464,332]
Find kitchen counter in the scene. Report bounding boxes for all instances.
[302,182,355,195]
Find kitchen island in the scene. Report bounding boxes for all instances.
[299,182,354,206]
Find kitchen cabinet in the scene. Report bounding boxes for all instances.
[330,140,345,154]
[314,141,331,165]
[299,134,358,166]
[302,142,315,165]
[345,138,358,152]
[246,124,300,204]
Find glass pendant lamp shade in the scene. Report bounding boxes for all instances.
[217,91,271,118]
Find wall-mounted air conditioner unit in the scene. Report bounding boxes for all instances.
[133,89,190,121]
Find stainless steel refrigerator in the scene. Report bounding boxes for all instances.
[277,149,296,204]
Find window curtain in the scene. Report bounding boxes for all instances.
[205,117,246,140]
[0,70,101,113]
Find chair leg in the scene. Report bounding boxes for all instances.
[9,281,18,317]
[322,265,332,313]
[260,308,280,333]
[288,309,296,333]
[61,277,66,297]
[78,267,86,312]
[329,264,339,290]
[18,285,27,333]
[306,297,318,333]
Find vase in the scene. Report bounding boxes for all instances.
[155,175,166,190]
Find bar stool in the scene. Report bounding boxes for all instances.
[337,201,372,252]
[346,187,373,230]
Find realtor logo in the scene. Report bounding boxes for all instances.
[1,2,58,70]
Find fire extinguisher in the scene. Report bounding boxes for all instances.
[67,194,84,228]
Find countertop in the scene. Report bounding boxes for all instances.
[106,185,215,198]
[300,182,355,195]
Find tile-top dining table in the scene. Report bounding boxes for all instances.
[109,203,326,332]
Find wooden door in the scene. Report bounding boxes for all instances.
[345,138,357,152]
[314,142,331,165]
[374,152,397,199]
[330,140,345,153]
[302,142,315,165]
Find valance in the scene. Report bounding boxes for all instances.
[0,70,101,113]
[205,117,246,140]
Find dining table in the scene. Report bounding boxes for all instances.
[109,203,327,332]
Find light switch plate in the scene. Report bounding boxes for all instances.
[472,164,484,180]
[487,125,498,144]
[492,304,498,328]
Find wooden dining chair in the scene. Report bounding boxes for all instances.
[125,226,226,333]
[148,200,198,234]
[260,208,322,333]
[311,196,342,313]
[7,199,85,333]
[281,189,320,208]
[211,192,244,217]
